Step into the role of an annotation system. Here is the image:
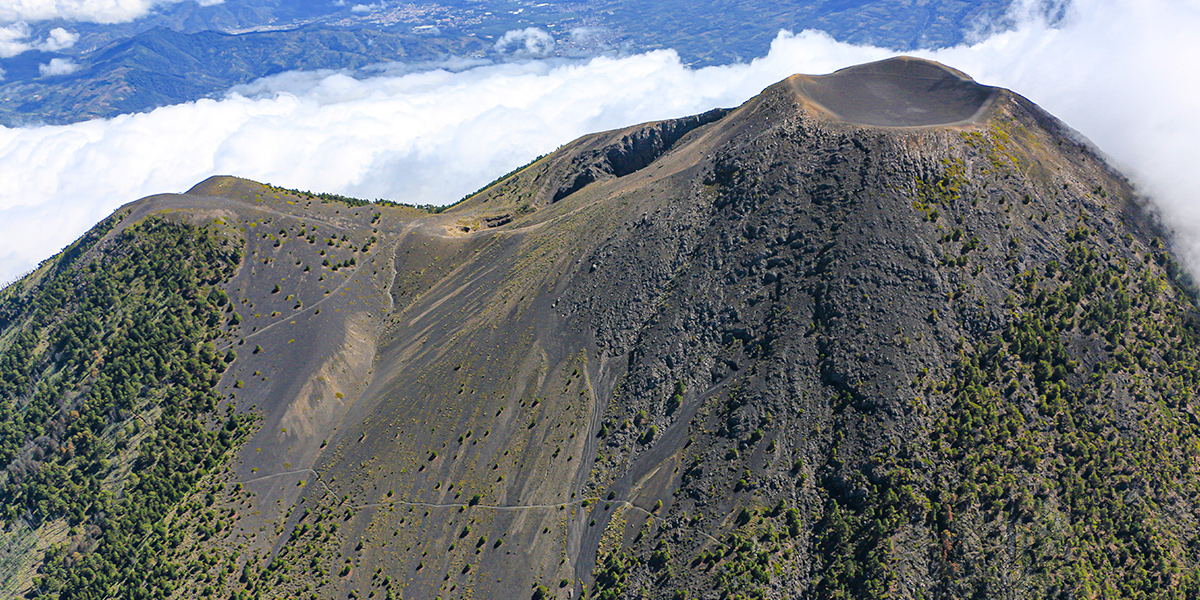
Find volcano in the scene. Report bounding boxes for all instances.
[2,57,1199,600]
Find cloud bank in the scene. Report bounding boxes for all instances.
[1,0,1198,283]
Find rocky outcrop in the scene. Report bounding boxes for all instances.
[551,108,730,202]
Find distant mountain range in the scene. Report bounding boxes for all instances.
[0,27,487,125]
[0,0,1012,125]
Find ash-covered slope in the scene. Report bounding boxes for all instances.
[3,57,1200,600]
[788,56,998,126]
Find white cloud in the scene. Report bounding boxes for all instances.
[495,27,555,58]
[1,0,1198,283]
[569,27,602,42]
[350,3,384,14]
[38,57,79,76]
[0,22,33,57]
[2,23,80,57]
[37,27,78,51]
[0,0,189,25]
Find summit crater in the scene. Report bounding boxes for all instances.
[788,56,999,127]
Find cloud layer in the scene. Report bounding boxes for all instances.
[1,0,1198,283]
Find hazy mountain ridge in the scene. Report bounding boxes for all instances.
[2,58,1200,599]
[0,26,487,126]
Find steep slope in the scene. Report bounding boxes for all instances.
[2,57,1199,600]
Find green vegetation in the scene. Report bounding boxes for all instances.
[588,185,1200,599]
[811,227,1200,598]
[923,231,1200,597]
[265,183,453,213]
[591,550,631,600]
[453,153,548,207]
[264,184,399,208]
[0,216,252,598]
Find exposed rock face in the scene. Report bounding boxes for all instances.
[552,108,731,202]
[5,58,1200,600]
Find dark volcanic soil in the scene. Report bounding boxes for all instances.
[790,56,999,127]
